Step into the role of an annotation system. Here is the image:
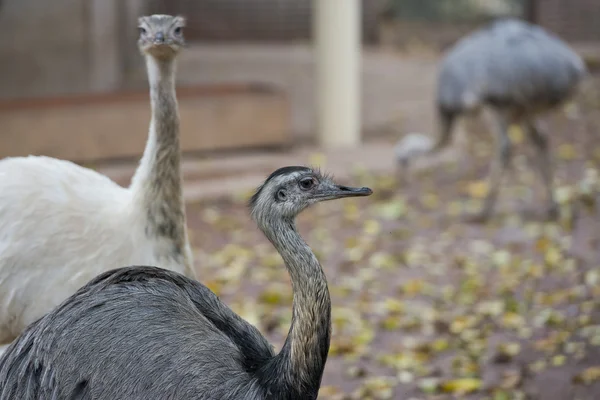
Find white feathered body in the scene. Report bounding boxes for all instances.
[0,156,193,341]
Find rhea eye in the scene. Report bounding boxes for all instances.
[299,177,316,190]
[138,27,147,36]
[174,27,182,36]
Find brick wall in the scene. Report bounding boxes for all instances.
[533,0,600,42]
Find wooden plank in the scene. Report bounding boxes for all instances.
[0,84,291,162]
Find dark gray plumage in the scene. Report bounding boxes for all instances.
[398,18,587,220]
[0,166,372,400]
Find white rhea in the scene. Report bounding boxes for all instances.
[0,14,194,352]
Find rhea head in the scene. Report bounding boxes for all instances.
[138,14,186,59]
[249,166,372,227]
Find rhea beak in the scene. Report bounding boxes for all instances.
[154,32,165,44]
[317,184,373,201]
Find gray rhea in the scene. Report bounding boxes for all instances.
[0,166,373,400]
[400,18,587,220]
[129,14,192,271]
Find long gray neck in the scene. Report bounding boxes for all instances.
[259,216,331,397]
[130,55,190,272]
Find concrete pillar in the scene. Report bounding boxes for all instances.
[314,0,362,148]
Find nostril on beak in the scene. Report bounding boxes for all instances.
[338,186,350,191]
[155,32,165,43]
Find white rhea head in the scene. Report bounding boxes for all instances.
[137,14,186,60]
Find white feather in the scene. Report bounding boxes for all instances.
[0,156,194,339]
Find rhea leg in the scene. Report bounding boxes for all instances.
[432,108,457,152]
[525,119,558,219]
[471,110,512,222]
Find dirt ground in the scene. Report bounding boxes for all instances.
[182,73,600,400]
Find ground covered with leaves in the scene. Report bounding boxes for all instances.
[185,89,600,399]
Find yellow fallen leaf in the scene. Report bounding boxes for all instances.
[344,236,359,249]
[544,247,562,267]
[557,144,576,160]
[345,365,367,379]
[383,298,405,314]
[258,283,292,305]
[573,366,600,385]
[552,354,566,366]
[440,378,482,394]
[554,185,574,205]
[380,316,401,331]
[431,338,450,352]
[529,360,547,373]
[401,279,426,297]
[508,124,524,144]
[467,180,489,199]
[502,370,524,390]
[527,263,544,278]
[418,377,440,394]
[398,371,414,383]
[585,269,600,286]
[421,193,439,209]
[375,200,406,220]
[364,219,381,235]
[354,377,396,400]
[376,176,397,191]
[493,342,521,363]
[204,280,223,296]
[535,236,551,253]
[493,390,511,400]
[450,315,477,334]
[318,386,342,397]
[447,201,463,216]
[328,338,354,356]
[501,312,525,329]
[492,250,512,267]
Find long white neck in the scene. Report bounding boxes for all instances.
[130,55,192,275]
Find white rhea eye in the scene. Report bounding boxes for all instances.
[138,27,147,36]
[299,177,316,190]
[174,26,182,36]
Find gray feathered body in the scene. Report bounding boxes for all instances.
[395,19,587,220]
[0,267,309,400]
[437,18,587,116]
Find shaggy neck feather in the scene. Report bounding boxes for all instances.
[130,55,189,270]
[259,216,331,397]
